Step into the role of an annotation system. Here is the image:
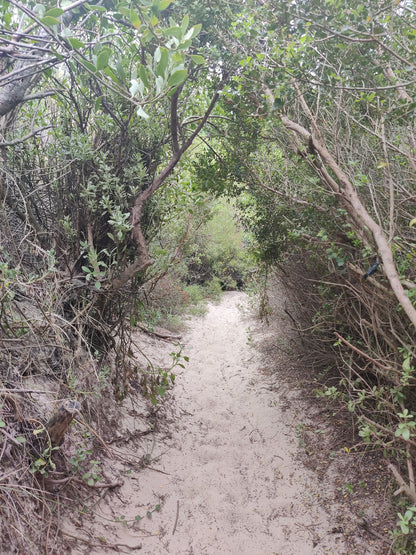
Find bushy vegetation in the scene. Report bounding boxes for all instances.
[1,0,416,551]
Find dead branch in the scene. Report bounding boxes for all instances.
[388,462,416,504]
[281,114,416,328]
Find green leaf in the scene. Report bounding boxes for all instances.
[82,60,97,73]
[116,59,126,82]
[40,16,60,26]
[190,54,205,65]
[185,23,202,41]
[135,515,142,521]
[104,66,120,84]
[44,7,64,17]
[164,26,182,40]
[139,65,150,88]
[130,10,141,28]
[177,39,192,51]
[167,69,187,87]
[67,37,85,49]
[410,218,416,228]
[181,14,189,35]
[85,4,107,12]
[96,49,111,71]
[159,0,172,9]
[156,47,169,77]
[403,356,412,372]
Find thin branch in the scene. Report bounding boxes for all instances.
[0,125,52,147]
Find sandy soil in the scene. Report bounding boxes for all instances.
[65,291,391,554]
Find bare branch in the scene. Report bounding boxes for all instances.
[0,125,52,146]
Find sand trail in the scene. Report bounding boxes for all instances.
[70,292,349,554]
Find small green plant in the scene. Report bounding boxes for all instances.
[82,459,102,486]
[115,503,162,526]
[246,326,253,346]
[30,424,59,476]
[68,432,102,484]
[344,481,354,494]
[141,345,188,406]
[395,409,416,442]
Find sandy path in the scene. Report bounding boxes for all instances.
[71,292,349,554]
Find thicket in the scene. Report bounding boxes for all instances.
[1,0,416,551]
[218,1,416,550]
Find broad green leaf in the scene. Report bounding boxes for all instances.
[96,49,111,71]
[167,69,187,87]
[403,356,412,372]
[139,65,150,88]
[137,106,150,120]
[177,39,192,51]
[131,11,141,28]
[139,66,150,89]
[164,26,182,40]
[44,7,64,17]
[120,8,141,28]
[40,16,60,26]
[82,60,97,73]
[141,29,153,44]
[156,47,169,77]
[189,24,202,39]
[159,0,172,9]
[190,54,205,65]
[104,66,120,84]
[151,15,159,26]
[181,14,189,35]
[116,59,126,82]
[410,218,416,228]
[67,37,85,49]
[85,4,107,12]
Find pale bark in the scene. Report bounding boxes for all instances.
[281,115,416,329]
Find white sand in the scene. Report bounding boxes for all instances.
[68,292,355,554]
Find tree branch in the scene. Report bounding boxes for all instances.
[0,125,52,146]
[281,115,416,328]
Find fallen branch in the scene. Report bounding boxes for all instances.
[333,332,392,372]
[62,530,142,551]
[46,476,122,489]
[172,500,180,535]
[136,324,182,341]
[388,462,416,504]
